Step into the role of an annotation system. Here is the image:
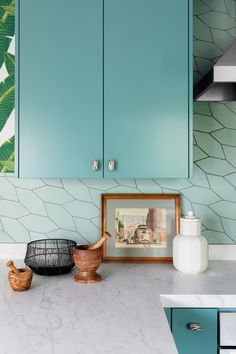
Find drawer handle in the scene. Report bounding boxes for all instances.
[92,160,99,171]
[108,160,115,171]
[187,323,203,331]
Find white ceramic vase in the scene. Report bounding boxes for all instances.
[173,211,208,274]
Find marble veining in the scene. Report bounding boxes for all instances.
[1,261,236,354]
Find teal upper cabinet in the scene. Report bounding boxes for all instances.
[17,0,192,178]
[17,0,103,178]
[104,0,192,178]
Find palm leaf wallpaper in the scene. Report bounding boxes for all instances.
[0,0,14,173]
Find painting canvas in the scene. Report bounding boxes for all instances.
[115,208,167,248]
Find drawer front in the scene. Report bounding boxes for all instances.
[220,312,236,346]
[172,309,217,354]
[220,351,236,354]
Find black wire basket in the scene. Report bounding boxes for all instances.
[24,239,77,275]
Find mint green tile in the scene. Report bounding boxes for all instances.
[202,0,227,12]
[208,174,236,202]
[63,200,99,218]
[19,215,58,233]
[223,145,236,168]
[34,186,74,204]
[0,200,29,218]
[115,179,137,188]
[200,12,235,30]
[192,204,223,231]
[196,57,213,77]
[193,145,207,161]
[194,102,211,116]
[211,29,234,52]
[91,217,100,228]
[30,232,47,241]
[182,186,220,205]
[135,180,162,193]
[190,164,209,188]
[7,178,45,190]
[89,188,102,208]
[47,229,82,243]
[210,103,236,129]
[196,158,235,176]
[222,218,236,242]
[0,179,18,201]
[194,131,224,158]
[107,186,141,194]
[16,188,46,216]
[81,179,118,190]
[74,218,100,243]
[213,129,236,146]
[211,201,236,218]
[193,1,209,15]
[42,179,63,188]
[202,230,233,244]
[62,179,91,202]
[194,41,223,59]
[225,0,236,18]
[155,179,191,190]
[227,28,236,39]
[45,203,76,231]
[226,103,236,113]
[1,217,30,242]
[0,231,15,243]
[225,173,236,187]
[194,16,212,41]
[194,114,222,132]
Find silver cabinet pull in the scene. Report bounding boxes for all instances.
[108,160,115,171]
[187,323,203,331]
[92,160,99,171]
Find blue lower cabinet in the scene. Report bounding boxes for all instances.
[164,308,172,329]
[172,309,217,354]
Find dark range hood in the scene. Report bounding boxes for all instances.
[194,41,236,101]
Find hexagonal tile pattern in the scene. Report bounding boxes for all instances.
[63,200,100,219]
[34,186,74,204]
[196,158,235,176]
[19,215,58,233]
[45,203,75,231]
[182,187,220,205]
[16,188,46,216]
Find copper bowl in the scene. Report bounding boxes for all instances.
[73,245,102,283]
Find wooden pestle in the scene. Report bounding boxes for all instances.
[6,260,21,274]
[88,231,112,250]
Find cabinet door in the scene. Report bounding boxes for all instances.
[17,0,103,178]
[104,0,191,178]
[172,308,217,354]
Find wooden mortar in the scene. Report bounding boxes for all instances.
[7,261,33,291]
[73,245,102,283]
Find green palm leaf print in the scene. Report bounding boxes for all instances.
[0,0,15,172]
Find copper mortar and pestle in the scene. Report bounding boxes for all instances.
[6,260,33,291]
[73,231,112,283]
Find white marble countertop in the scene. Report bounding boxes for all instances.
[1,261,236,354]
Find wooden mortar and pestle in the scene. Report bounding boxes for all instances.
[6,260,33,291]
[73,231,112,283]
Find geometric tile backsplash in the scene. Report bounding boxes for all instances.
[0,0,236,244]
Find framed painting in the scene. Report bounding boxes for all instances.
[101,194,180,263]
